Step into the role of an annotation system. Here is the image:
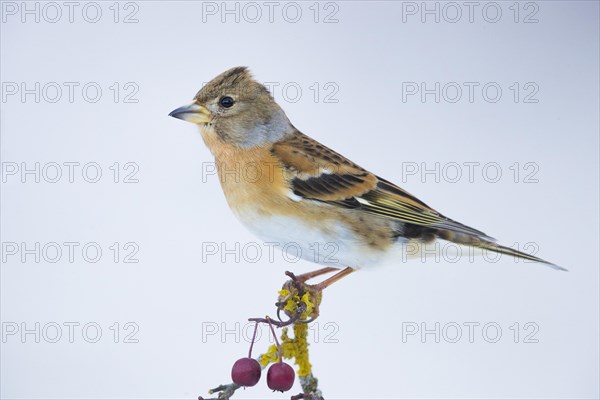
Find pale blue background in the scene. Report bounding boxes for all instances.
[1,1,598,399]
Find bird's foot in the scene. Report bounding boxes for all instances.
[277,271,326,321]
[277,267,355,322]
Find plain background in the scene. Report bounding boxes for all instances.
[1,1,599,399]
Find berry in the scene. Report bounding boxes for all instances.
[231,357,261,387]
[267,362,295,392]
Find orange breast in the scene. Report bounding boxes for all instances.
[200,126,289,216]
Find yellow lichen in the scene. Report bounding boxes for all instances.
[290,323,312,376]
[258,287,317,378]
[258,344,278,367]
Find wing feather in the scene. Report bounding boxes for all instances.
[272,131,494,241]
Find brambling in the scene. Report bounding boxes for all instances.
[170,67,564,290]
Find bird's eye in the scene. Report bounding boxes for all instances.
[219,96,235,108]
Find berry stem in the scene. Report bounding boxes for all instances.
[266,316,282,363]
[247,321,259,358]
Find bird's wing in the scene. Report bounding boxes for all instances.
[271,132,493,240]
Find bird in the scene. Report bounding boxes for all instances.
[169,66,564,291]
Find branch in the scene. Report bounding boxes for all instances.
[200,271,326,400]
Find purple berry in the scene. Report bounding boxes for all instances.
[231,357,261,387]
[267,362,295,392]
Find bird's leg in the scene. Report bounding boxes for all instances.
[310,267,355,292]
[290,267,339,283]
[281,267,355,320]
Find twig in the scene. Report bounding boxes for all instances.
[201,271,325,400]
[199,382,240,400]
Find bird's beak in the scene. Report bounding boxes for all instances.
[168,102,211,124]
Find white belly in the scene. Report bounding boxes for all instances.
[233,209,390,269]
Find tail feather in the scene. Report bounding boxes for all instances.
[436,229,566,271]
[478,242,567,271]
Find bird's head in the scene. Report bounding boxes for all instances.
[169,66,291,148]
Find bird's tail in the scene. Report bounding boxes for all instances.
[436,229,567,271]
[476,241,567,271]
